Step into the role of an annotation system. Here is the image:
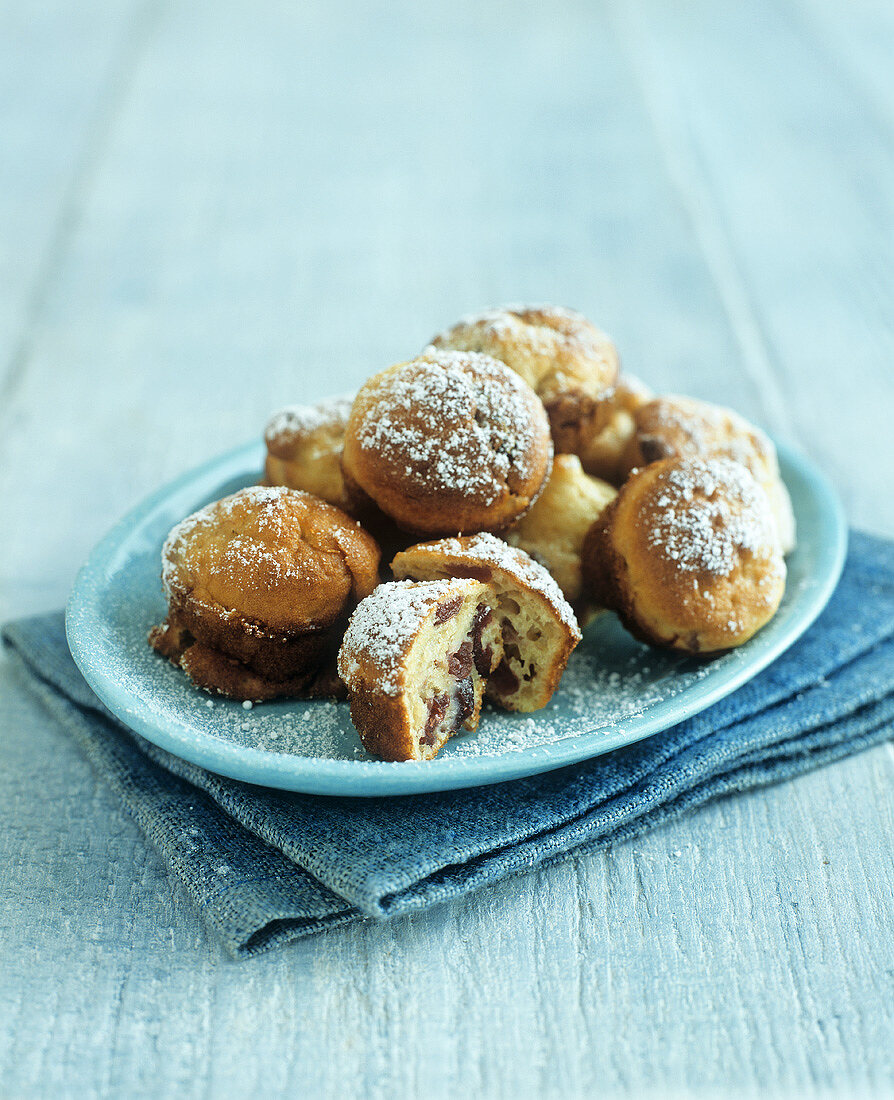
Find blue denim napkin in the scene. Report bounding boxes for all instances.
[3,531,893,958]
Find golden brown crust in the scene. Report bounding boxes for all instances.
[161,595,331,681]
[429,304,619,408]
[151,485,381,699]
[550,376,653,485]
[264,453,350,513]
[622,395,796,553]
[180,642,345,701]
[162,486,380,633]
[263,398,354,512]
[506,454,616,607]
[580,508,618,611]
[147,620,191,664]
[345,686,416,762]
[147,619,346,701]
[582,457,786,653]
[342,350,553,536]
[623,395,774,478]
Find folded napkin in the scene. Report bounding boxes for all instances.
[3,532,893,958]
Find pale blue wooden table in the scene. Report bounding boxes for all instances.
[1,1,892,1096]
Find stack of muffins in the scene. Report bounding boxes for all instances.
[150,306,793,761]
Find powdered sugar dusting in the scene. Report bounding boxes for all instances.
[129,568,744,765]
[130,588,728,763]
[338,578,477,696]
[161,486,330,601]
[648,458,782,576]
[404,532,581,637]
[640,396,776,476]
[124,507,805,767]
[355,351,543,502]
[264,395,354,447]
[430,304,615,377]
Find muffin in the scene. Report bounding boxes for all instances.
[392,533,581,711]
[428,304,619,412]
[582,456,786,653]
[623,395,796,552]
[264,396,354,512]
[549,374,653,485]
[338,578,503,761]
[149,485,380,699]
[342,349,553,535]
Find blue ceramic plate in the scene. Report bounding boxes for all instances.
[66,441,846,796]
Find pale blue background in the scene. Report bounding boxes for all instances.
[1,1,892,1096]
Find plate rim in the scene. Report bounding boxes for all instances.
[65,439,848,797]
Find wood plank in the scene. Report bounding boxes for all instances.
[0,0,151,400]
[617,0,894,535]
[792,0,894,132]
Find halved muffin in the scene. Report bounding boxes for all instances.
[337,578,503,761]
[391,533,581,712]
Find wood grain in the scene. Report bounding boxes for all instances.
[1,0,891,1096]
[620,0,894,533]
[0,0,154,402]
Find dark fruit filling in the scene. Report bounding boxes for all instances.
[451,564,493,582]
[471,604,494,675]
[490,658,520,697]
[420,677,477,749]
[447,640,473,678]
[421,692,449,746]
[418,601,506,750]
[455,677,475,725]
[501,617,522,665]
[434,595,463,624]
